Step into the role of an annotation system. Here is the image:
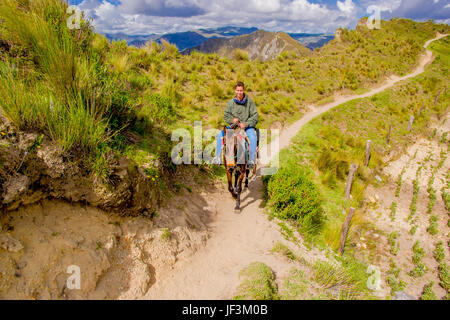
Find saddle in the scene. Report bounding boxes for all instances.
[223,129,250,167]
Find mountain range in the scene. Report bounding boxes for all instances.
[105,26,334,52]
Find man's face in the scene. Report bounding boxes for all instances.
[235,86,245,100]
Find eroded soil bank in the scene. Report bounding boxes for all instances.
[0,182,220,299]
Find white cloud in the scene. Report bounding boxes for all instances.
[337,0,355,13]
[76,0,360,35]
[247,0,281,13]
[359,0,402,12]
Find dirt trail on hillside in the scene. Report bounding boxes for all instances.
[261,33,448,164]
[142,33,448,300]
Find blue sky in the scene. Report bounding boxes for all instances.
[68,0,450,35]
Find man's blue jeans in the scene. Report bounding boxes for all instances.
[216,127,257,163]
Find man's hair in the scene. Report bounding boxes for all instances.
[235,81,245,89]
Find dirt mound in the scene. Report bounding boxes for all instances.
[0,190,216,299]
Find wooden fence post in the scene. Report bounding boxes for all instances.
[386,124,392,145]
[407,115,414,132]
[434,89,442,106]
[345,164,358,199]
[418,102,425,116]
[339,207,356,255]
[365,140,372,167]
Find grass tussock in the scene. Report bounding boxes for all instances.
[312,255,375,300]
[233,262,278,300]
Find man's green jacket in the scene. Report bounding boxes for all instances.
[224,96,258,128]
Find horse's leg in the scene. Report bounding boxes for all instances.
[227,168,236,198]
[234,166,246,214]
[234,170,240,190]
[245,169,249,188]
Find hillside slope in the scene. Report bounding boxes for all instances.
[0,0,448,217]
[1,34,445,301]
[183,30,312,61]
[141,33,449,301]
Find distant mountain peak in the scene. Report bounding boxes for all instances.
[183,30,312,61]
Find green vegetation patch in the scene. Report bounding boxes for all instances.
[233,262,279,300]
[265,165,326,240]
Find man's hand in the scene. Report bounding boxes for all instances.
[240,122,247,129]
[233,118,240,124]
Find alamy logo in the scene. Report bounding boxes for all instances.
[367,6,381,30]
[366,265,381,291]
[66,265,81,290]
[67,5,81,30]
[170,122,280,176]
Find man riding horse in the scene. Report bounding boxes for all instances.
[212,81,258,169]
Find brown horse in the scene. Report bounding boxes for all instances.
[222,123,257,214]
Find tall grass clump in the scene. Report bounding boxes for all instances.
[266,164,326,239]
[232,48,249,61]
[0,0,93,98]
[160,39,179,58]
[233,262,279,300]
[312,258,371,300]
[0,0,110,153]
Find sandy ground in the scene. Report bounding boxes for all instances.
[0,33,447,300]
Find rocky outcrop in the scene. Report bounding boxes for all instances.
[0,114,162,216]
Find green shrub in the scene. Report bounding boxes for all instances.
[266,165,326,237]
[390,202,398,222]
[410,241,427,277]
[420,282,437,300]
[395,168,405,197]
[434,241,445,263]
[438,263,449,292]
[428,215,438,235]
[442,188,450,212]
[388,231,399,256]
[387,276,407,296]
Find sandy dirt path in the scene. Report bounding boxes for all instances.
[142,33,448,300]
